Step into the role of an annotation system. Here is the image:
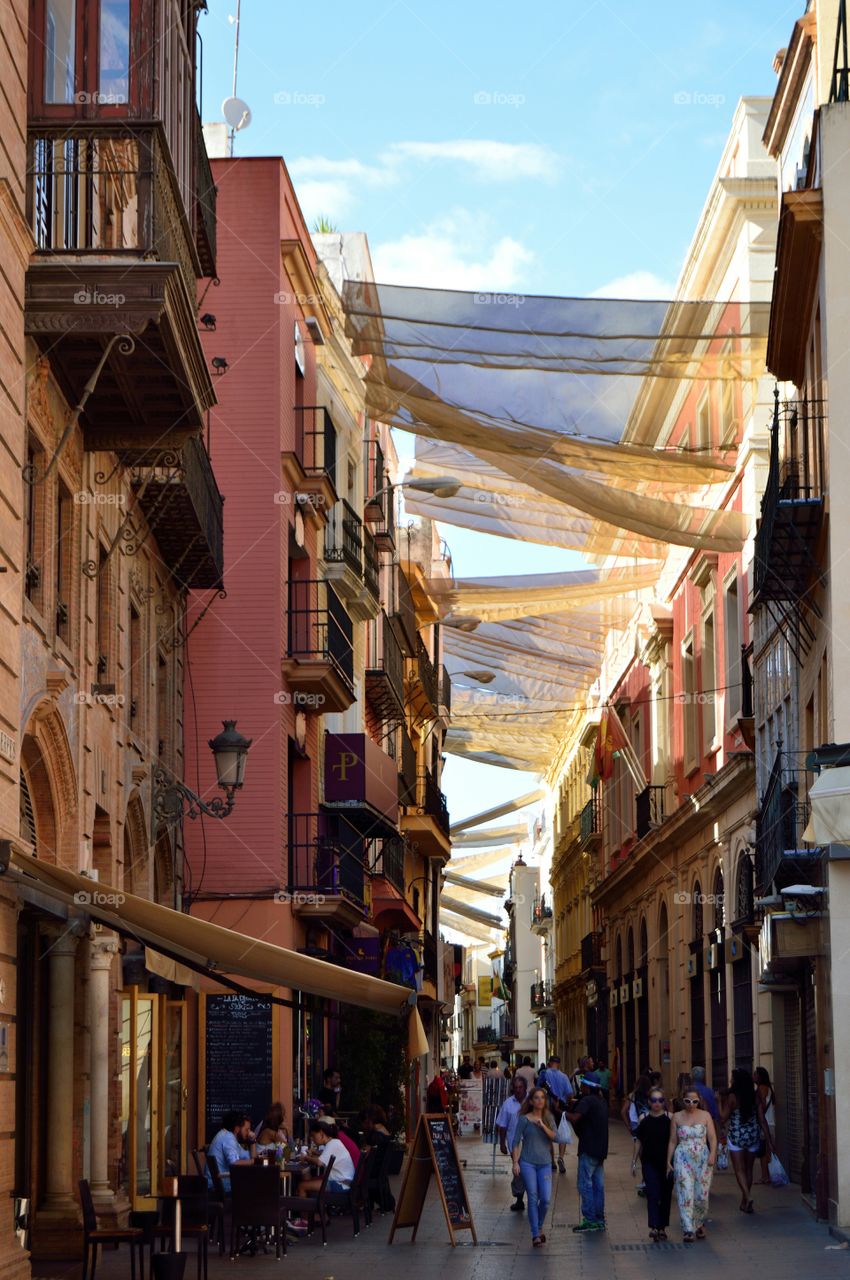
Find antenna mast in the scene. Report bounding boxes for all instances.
[229,0,242,157]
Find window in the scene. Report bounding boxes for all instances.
[95,544,110,677]
[100,0,131,102]
[682,633,698,771]
[24,440,44,608]
[702,609,717,752]
[44,0,77,103]
[129,603,142,729]
[55,479,73,640]
[724,572,741,721]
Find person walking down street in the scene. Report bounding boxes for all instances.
[515,1056,537,1091]
[719,1067,771,1213]
[622,1074,652,1194]
[571,1054,594,1097]
[542,1054,573,1174]
[754,1066,776,1185]
[511,1087,558,1248]
[690,1065,720,1124]
[426,1069,449,1114]
[595,1060,612,1105]
[633,1086,674,1242]
[565,1072,609,1232]
[667,1087,717,1242]
[496,1074,528,1212]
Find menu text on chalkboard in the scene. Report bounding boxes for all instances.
[204,994,273,1143]
[426,1115,471,1226]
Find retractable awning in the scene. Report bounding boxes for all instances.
[451,788,544,833]
[801,766,850,844]
[440,894,504,929]
[443,871,506,897]
[8,852,428,1053]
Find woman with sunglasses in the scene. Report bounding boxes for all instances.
[632,1089,674,1241]
[666,1088,717,1242]
[511,1087,558,1248]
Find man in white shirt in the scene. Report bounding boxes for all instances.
[496,1075,528,1211]
[515,1057,537,1091]
[299,1121,356,1192]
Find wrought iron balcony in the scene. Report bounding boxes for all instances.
[283,579,355,712]
[287,812,367,926]
[530,980,554,1012]
[293,406,337,489]
[531,895,553,932]
[325,499,363,576]
[756,750,823,894]
[367,832,407,893]
[477,1025,498,1044]
[580,931,602,972]
[636,785,666,839]
[752,397,825,660]
[398,729,417,807]
[579,794,603,848]
[363,525,380,601]
[194,109,217,276]
[439,665,452,718]
[419,768,450,835]
[390,568,417,656]
[366,611,405,721]
[414,636,439,712]
[130,438,224,589]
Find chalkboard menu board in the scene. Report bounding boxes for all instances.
[389,1114,476,1246]
[426,1115,471,1226]
[203,994,273,1142]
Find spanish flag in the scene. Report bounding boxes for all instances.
[492,967,510,1002]
[587,708,620,788]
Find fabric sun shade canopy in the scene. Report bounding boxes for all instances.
[440,894,504,929]
[450,825,529,847]
[426,565,660,623]
[9,853,427,1049]
[801,767,850,844]
[439,910,501,944]
[344,282,765,552]
[451,788,544,832]
[443,870,507,896]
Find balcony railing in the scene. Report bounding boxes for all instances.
[580,794,603,846]
[756,750,822,894]
[636,785,666,839]
[131,436,224,588]
[415,636,439,710]
[398,730,417,806]
[419,768,450,835]
[580,931,602,972]
[193,109,216,276]
[325,499,362,576]
[287,812,366,906]
[363,525,380,600]
[366,611,405,720]
[28,123,200,306]
[287,580,354,688]
[477,1025,498,1044]
[391,568,417,656]
[531,895,553,928]
[367,833,406,893]
[530,980,554,1011]
[294,406,337,488]
[439,665,452,718]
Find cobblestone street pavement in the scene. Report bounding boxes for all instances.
[33,1126,850,1280]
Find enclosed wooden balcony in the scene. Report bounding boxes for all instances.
[25,123,215,457]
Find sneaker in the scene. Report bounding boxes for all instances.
[591,1220,606,1232]
[557,1157,566,1175]
[510,1198,525,1212]
[285,1221,308,1237]
[572,1219,596,1232]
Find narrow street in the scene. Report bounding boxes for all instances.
[36,1127,847,1280]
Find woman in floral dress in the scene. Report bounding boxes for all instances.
[666,1087,717,1242]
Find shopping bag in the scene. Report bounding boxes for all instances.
[716,1142,729,1171]
[768,1153,789,1186]
[556,1114,575,1145]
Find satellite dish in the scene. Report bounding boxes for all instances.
[222,96,252,130]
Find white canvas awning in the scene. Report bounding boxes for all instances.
[801,767,850,844]
[451,789,544,833]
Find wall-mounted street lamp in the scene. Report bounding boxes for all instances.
[153,720,252,824]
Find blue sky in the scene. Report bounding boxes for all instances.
[200,0,792,824]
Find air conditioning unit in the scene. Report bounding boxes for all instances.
[632,977,644,1000]
[705,943,720,971]
[609,987,619,1008]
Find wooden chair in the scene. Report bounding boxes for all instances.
[191,1148,206,1178]
[229,1164,286,1260]
[323,1147,375,1236]
[79,1179,145,1280]
[202,1153,228,1255]
[280,1154,336,1246]
[366,1139,395,1214]
[155,1175,210,1280]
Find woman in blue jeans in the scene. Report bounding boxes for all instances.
[512,1087,558,1247]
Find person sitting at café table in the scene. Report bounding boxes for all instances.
[256,1101,290,1150]
[322,1117,361,1169]
[299,1119,356,1192]
[206,1111,256,1192]
[362,1105,392,1149]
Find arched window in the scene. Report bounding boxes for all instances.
[713,868,725,931]
[693,881,703,941]
[735,853,754,924]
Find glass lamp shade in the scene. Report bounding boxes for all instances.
[209,720,252,790]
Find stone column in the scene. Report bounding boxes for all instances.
[43,926,79,1213]
[89,935,119,1204]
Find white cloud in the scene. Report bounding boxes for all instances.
[387,139,558,182]
[372,212,533,290]
[591,270,676,300]
[288,155,399,187]
[294,179,359,223]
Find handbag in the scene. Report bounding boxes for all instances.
[556,1114,575,1145]
[768,1152,789,1186]
[716,1142,729,1171]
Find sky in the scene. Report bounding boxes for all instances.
[199,0,794,833]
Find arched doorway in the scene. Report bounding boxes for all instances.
[637,917,650,1073]
[689,883,706,1069]
[709,868,728,1089]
